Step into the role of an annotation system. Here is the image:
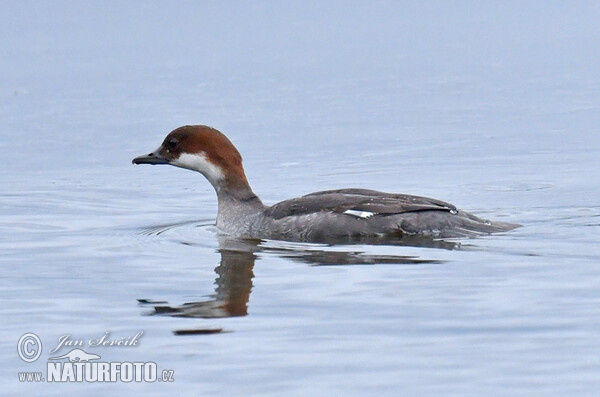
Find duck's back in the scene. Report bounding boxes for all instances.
[257,188,519,241]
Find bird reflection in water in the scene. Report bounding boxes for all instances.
[140,247,255,319]
[138,234,456,334]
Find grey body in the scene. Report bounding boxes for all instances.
[216,188,519,242]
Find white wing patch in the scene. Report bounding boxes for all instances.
[343,209,376,219]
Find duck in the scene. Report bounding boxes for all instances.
[132,125,519,242]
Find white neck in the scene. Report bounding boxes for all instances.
[171,152,225,188]
[171,152,265,232]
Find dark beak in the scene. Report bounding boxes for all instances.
[132,150,169,165]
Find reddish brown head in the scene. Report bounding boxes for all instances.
[133,125,250,191]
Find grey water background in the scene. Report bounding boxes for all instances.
[1,1,600,395]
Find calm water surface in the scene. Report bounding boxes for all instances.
[1,2,600,395]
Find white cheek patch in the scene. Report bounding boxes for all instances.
[172,152,224,183]
[343,209,376,219]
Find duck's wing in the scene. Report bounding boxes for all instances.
[264,188,457,220]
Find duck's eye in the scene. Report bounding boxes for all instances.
[167,139,178,150]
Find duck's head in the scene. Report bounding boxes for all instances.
[132,125,249,190]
